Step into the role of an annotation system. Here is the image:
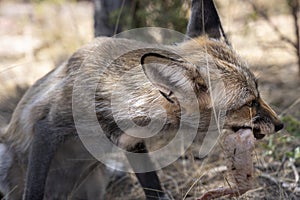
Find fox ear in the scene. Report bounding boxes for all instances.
[186,0,229,44]
[141,52,194,103]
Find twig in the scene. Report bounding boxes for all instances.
[288,160,299,190]
[288,0,300,76]
[163,174,180,194]
[247,0,296,48]
[113,0,126,37]
[259,172,280,185]
[259,166,299,193]
[246,0,300,76]
[279,97,300,117]
[276,154,287,175]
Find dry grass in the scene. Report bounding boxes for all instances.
[0,0,299,199]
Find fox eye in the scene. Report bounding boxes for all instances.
[247,99,259,107]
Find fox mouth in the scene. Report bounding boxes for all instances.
[231,126,264,139]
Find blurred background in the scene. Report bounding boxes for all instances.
[0,0,299,199]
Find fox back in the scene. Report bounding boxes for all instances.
[3,36,282,153]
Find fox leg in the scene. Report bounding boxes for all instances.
[125,142,170,200]
[23,119,61,200]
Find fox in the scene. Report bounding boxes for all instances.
[0,0,283,199]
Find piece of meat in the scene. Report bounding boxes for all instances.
[198,129,256,200]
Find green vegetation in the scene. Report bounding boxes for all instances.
[263,115,300,164]
[109,0,189,33]
[282,115,300,137]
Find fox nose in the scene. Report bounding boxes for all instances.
[275,123,284,132]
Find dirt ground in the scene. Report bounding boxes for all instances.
[0,1,299,199]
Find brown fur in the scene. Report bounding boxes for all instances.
[0,36,282,199]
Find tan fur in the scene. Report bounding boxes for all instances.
[0,36,282,199]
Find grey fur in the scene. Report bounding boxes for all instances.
[0,36,282,199]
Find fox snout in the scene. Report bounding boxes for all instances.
[251,98,283,139]
[226,97,284,140]
[275,122,284,132]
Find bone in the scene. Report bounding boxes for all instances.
[198,129,256,200]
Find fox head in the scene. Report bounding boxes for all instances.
[225,98,283,139]
[135,0,284,140]
[138,37,283,140]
